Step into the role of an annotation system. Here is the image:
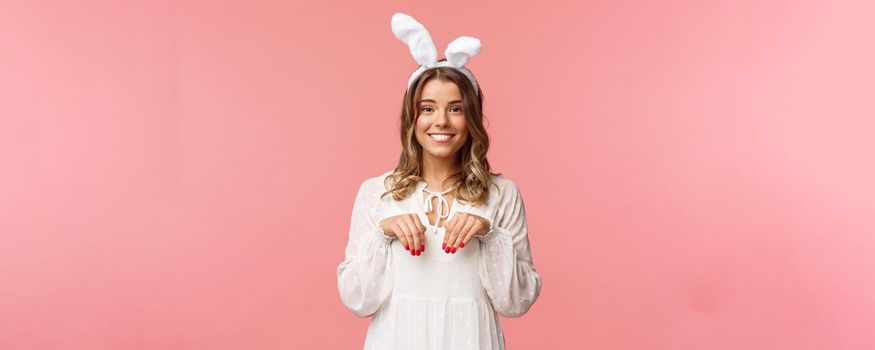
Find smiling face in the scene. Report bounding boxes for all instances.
[414,78,470,162]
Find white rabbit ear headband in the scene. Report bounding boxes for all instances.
[391,12,482,94]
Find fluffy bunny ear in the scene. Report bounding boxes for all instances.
[391,13,438,68]
[445,36,481,68]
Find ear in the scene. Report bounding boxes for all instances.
[391,13,438,68]
[445,36,481,68]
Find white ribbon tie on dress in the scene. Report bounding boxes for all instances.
[422,186,452,231]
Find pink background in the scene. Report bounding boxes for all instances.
[1,0,873,349]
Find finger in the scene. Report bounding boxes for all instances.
[451,216,476,252]
[460,218,484,248]
[406,228,419,256]
[417,217,428,254]
[441,215,455,251]
[396,218,414,255]
[445,214,464,253]
[403,217,421,256]
[442,215,454,253]
[388,220,409,250]
[402,216,421,256]
[459,229,474,250]
[411,214,426,253]
[445,214,457,234]
[414,214,427,239]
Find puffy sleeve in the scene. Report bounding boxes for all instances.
[336,179,395,317]
[477,180,543,317]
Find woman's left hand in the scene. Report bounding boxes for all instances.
[442,212,490,253]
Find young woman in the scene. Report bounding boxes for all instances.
[336,13,542,349]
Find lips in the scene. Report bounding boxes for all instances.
[428,133,455,142]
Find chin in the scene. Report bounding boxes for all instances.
[425,150,458,158]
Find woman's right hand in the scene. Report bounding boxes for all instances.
[379,213,427,256]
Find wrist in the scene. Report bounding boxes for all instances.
[477,226,498,242]
[378,221,395,241]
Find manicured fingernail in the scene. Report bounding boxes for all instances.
[460,242,465,248]
[451,247,457,253]
[405,245,409,250]
[442,242,446,249]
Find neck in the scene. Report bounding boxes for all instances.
[421,154,460,189]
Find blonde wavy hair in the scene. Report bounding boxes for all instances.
[380,64,501,206]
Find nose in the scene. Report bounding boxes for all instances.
[435,108,450,125]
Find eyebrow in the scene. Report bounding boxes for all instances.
[418,99,463,104]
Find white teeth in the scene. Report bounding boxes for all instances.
[430,134,452,140]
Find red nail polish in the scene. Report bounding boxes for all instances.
[451,247,457,253]
[405,245,409,250]
[460,242,465,248]
[416,249,421,256]
[442,242,446,249]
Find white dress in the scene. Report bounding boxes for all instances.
[337,170,542,349]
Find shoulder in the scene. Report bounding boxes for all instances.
[488,173,520,198]
[483,174,523,211]
[357,169,394,196]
